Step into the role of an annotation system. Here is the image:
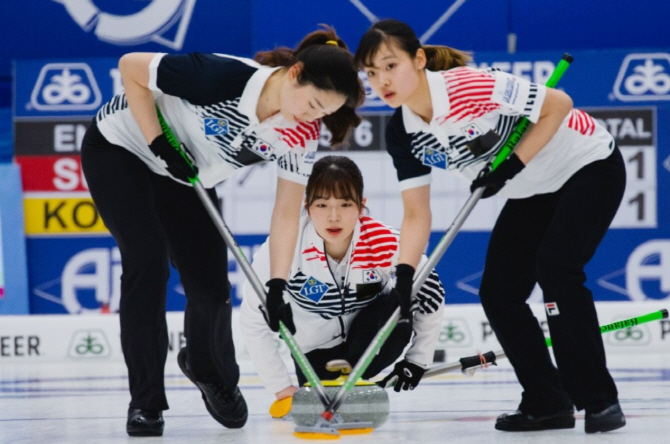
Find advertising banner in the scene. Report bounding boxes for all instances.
[26,234,265,315]
[1,302,667,363]
[0,164,29,314]
[13,48,670,312]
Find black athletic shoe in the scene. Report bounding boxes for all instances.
[495,408,576,431]
[585,403,626,433]
[126,407,164,437]
[177,347,248,428]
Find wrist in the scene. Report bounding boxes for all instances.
[149,133,168,149]
[266,278,287,291]
[395,264,415,296]
[507,153,526,173]
[395,264,415,277]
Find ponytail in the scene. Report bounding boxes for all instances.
[254,25,364,146]
[423,45,472,71]
[356,18,470,72]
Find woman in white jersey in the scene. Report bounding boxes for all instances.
[240,155,445,415]
[80,27,364,437]
[355,19,626,434]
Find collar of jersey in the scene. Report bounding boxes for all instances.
[237,65,282,125]
[401,69,451,133]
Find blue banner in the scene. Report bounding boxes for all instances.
[13,47,670,310]
[0,164,29,314]
[26,234,267,314]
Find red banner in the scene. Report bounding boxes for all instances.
[16,155,89,193]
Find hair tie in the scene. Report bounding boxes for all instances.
[325,40,339,46]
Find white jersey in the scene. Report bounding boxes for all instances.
[240,215,445,395]
[387,67,616,198]
[95,53,318,187]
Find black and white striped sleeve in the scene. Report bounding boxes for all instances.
[276,143,317,185]
[149,53,256,106]
[386,109,432,189]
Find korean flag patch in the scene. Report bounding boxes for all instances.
[250,138,273,159]
[363,269,381,283]
[461,123,484,140]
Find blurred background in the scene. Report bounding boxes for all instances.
[0,0,668,330]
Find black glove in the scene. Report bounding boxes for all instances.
[148,134,198,182]
[391,264,415,320]
[262,278,296,334]
[470,152,525,198]
[378,360,426,392]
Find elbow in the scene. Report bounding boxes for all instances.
[118,53,135,73]
[556,89,573,118]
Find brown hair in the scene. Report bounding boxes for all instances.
[305,155,364,210]
[355,18,471,71]
[255,26,365,146]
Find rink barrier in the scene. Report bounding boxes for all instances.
[0,301,667,363]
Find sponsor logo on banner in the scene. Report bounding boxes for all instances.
[24,197,108,235]
[613,53,670,101]
[54,0,197,49]
[299,277,329,303]
[33,247,122,315]
[0,335,41,357]
[589,109,653,146]
[662,321,670,340]
[14,120,92,155]
[438,318,472,347]
[68,330,111,358]
[16,156,89,192]
[30,63,102,111]
[626,240,670,301]
[474,60,556,85]
[605,323,651,347]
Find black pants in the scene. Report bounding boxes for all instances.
[293,296,412,385]
[81,121,239,412]
[479,147,626,414]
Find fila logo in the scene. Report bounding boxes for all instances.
[545,302,560,316]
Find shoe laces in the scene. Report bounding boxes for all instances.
[207,382,238,404]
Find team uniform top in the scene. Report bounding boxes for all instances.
[387,67,616,198]
[95,53,319,188]
[240,215,445,394]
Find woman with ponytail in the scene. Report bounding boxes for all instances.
[81,25,364,436]
[355,18,625,435]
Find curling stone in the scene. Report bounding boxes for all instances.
[291,360,390,429]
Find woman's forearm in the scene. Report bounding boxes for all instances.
[269,178,305,280]
[398,185,432,269]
